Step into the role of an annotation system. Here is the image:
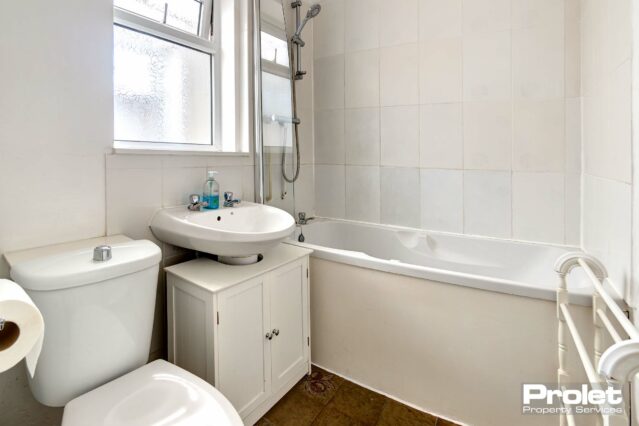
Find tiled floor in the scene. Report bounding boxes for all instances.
[257,366,460,426]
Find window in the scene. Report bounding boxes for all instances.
[113,0,219,151]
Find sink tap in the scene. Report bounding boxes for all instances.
[223,192,241,208]
[188,194,208,211]
[297,212,314,225]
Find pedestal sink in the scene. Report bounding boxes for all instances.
[150,202,295,264]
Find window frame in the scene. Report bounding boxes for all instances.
[113,1,223,153]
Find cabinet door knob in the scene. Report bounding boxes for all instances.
[265,332,273,340]
[272,329,280,336]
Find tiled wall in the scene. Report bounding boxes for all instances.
[309,0,581,245]
[580,0,633,300]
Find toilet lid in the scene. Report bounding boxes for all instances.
[62,360,243,426]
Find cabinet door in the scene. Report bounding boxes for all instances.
[217,277,270,417]
[268,258,309,390]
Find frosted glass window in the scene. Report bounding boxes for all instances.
[114,0,203,35]
[114,26,212,145]
[261,32,289,68]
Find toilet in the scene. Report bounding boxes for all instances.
[6,236,242,426]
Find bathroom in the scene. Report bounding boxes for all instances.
[0,0,637,425]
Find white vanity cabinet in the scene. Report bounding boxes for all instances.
[165,244,312,425]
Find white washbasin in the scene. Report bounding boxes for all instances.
[150,202,295,260]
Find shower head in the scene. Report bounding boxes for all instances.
[293,3,321,40]
[306,3,321,18]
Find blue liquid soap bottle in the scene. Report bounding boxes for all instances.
[203,171,220,209]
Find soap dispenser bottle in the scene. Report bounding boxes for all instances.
[203,171,220,209]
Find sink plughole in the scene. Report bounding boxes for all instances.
[150,202,296,261]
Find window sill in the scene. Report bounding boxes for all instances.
[113,141,251,157]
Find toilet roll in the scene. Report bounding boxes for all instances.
[0,279,44,377]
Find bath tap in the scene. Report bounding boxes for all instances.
[297,212,314,225]
[187,194,208,211]
[223,192,241,207]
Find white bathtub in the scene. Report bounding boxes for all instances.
[286,219,596,426]
[290,218,590,305]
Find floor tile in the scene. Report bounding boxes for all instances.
[312,406,366,425]
[296,366,346,405]
[325,381,386,425]
[261,387,324,426]
[436,418,461,426]
[378,399,438,426]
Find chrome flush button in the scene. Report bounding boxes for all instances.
[93,245,112,262]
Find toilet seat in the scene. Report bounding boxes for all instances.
[62,360,243,426]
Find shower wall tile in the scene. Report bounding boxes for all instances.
[419,0,462,41]
[313,0,344,59]
[512,25,564,100]
[419,37,463,103]
[511,0,564,30]
[420,169,463,233]
[344,0,379,52]
[307,0,578,246]
[380,167,420,227]
[297,106,314,165]
[295,164,315,216]
[346,165,381,223]
[463,101,512,171]
[380,44,419,106]
[379,0,419,47]
[419,103,463,169]
[314,55,345,110]
[380,106,419,167]
[345,49,380,108]
[513,98,565,172]
[512,172,565,244]
[463,170,512,238]
[315,164,345,218]
[462,0,511,35]
[345,108,380,166]
[314,109,345,164]
[462,31,511,101]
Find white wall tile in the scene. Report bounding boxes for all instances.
[345,108,380,165]
[314,55,345,110]
[564,173,580,246]
[297,106,314,165]
[419,0,462,40]
[213,166,245,200]
[162,167,207,207]
[582,175,631,297]
[380,44,419,106]
[420,169,463,233]
[513,99,565,172]
[511,0,564,30]
[313,0,344,59]
[379,0,419,47]
[512,172,565,244]
[512,25,564,100]
[294,164,315,216]
[462,0,511,35]
[315,164,345,218]
[463,101,512,170]
[419,38,463,103]
[345,49,380,108]
[314,109,345,164]
[463,170,511,238]
[564,15,580,98]
[565,98,581,173]
[345,0,379,52]
[463,31,511,101]
[346,166,381,222]
[106,167,162,242]
[380,106,420,167]
[380,167,420,227]
[419,103,463,169]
